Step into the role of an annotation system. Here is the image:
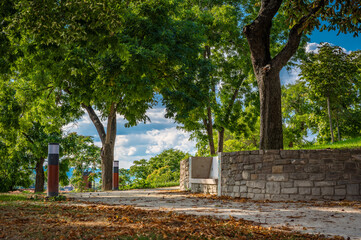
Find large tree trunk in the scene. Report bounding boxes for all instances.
[326,96,335,143]
[257,70,283,149]
[83,103,117,191]
[35,157,45,193]
[217,127,225,153]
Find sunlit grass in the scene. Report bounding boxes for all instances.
[290,136,361,150]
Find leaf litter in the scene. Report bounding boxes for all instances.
[0,192,346,240]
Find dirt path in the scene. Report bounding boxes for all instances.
[65,187,361,240]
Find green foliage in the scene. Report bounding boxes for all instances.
[46,195,66,202]
[297,44,361,143]
[282,81,314,148]
[121,149,187,189]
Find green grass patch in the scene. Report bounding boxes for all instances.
[290,136,361,150]
[0,194,29,202]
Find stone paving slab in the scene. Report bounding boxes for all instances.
[65,187,361,239]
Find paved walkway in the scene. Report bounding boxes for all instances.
[65,187,361,239]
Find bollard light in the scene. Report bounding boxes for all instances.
[47,143,59,197]
[113,161,119,190]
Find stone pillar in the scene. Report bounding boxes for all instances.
[47,143,59,197]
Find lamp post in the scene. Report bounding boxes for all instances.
[113,161,119,190]
[47,143,59,197]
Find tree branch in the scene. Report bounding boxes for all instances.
[22,132,34,144]
[81,104,106,145]
[272,0,326,71]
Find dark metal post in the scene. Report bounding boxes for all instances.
[113,161,119,190]
[47,143,59,197]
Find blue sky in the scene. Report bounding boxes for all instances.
[64,29,360,169]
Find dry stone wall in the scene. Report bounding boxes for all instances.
[220,149,361,201]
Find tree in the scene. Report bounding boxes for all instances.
[127,149,188,188]
[162,1,257,155]
[243,0,361,149]
[299,44,359,143]
[12,0,204,190]
[282,80,313,148]
[61,133,101,190]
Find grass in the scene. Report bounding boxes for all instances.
[290,136,361,150]
[0,192,342,240]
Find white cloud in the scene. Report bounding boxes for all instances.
[127,147,137,156]
[280,67,301,85]
[144,127,195,155]
[306,42,321,53]
[145,108,173,124]
[306,42,352,54]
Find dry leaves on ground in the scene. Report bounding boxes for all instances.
[0,194,346,240]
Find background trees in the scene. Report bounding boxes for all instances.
[122,149,188,189]
[12,0,204,190]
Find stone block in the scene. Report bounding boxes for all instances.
[257,174,266,180]
[263,155,274,162]
[335,188,346,195]
[321,187,334,195]
[272,166,283,174]
[312,188,321,195]
[309,174,325,181]
[294,180,313,187]
[244,164,254,170]
[280,150,300,159]
[351,154,361,160]
[240,186,247,193]
[235,174,242,181]
[281,188,298,194]
[235,181,241,186]
[240,193,248,198]
[323,158,334,164]
[264,150,280,155]
[283,165,295,173]
[314,181,336,187]
[351,174,361,181]
[309,158,320,164]
[347,184,359,195]
[270,194,290,201]
[304,165,321,173]
[299,187,311,195]
[250,155,262,163]
[251,174,258,180]
[242,171,251,180]
[325,172,342,180]
[247,193,255,198]
[274,159,291,165]
[234,192,241,198]
[261,166,272,174]
[267,174,288,182]
[281,182,294,188]
[233,186,240,192]
[266,182,281,194]
[253,194,265,200]
[255,163,263,171]
[253,188,262,194]
[246,181,266,189]
[290,173,309,180]
[291,159,307,165]
[345,162,357,173]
